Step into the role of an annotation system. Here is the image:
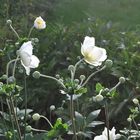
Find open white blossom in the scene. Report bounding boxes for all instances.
[34,16,46,29]
[81,36,107,66]
[18,41,40,75]
[94,127,121,140]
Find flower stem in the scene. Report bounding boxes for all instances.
[81,66,106,87]
[70,95,77,140]
[105,101,110,140]
[28,26,34,38]
[40,74,66,89]
[12,56,20,77]
[109,82,121,93]
[9,97,22,140]
[40,115,53,128]
[24,74,27,140]
[31,127,48,133]
[71,59,83,82]
[9,24,20,40]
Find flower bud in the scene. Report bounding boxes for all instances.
[32,113,40,121]
[50,105,55,111]
[95,94,104,102]
[7,76,16,84]
[32,71,40,79]
[26,125,32,132]
[127,117,132,122]
[103,88,110,93]
[1,74,7,80]
[0,82,3,87]
[55,74,60,79]
[74,79,79,84]
[133,98,139,105]
[68,65,74,71]
[57,118,62,122]
[119,77,125,83]
[105,59,113,68]
[80,75,86,80]
[6,20,12,25]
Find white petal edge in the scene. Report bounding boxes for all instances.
[29,55,40,68]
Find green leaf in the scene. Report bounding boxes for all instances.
[43,118,68,140]
[86,109,101,124]
[75,111,84,127]
[87,121,104,127]
[95,83,104,93]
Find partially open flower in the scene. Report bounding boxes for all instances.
[34,16,46,29]
[94,127,121,140]
[81,36,107,66]
[17,41,40,75]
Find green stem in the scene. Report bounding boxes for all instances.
[105,102,110,140]
[40,74,66,89]
[24,74,27,140]
[6,59,18,83]
[70,95,77,140]
[71,59,83,82]
[81,66,106,87]
[9,97,22,140]
[12,56,20,77]
[31,127,48,133]
[9,24,20,40]
[28,26,34,38]
[40,115,53,128]
[132,118,140,136]
[109,82,121,93]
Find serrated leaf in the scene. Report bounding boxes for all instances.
[95,83,104,93]
[86,109,101,124]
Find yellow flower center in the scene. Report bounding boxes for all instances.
[36,19,43,28]
[84,52,95,62]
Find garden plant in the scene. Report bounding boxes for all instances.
[0,8,140,140]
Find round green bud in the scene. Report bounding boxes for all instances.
[50,105,55,111]
[6,20,12,25]
[95,94,104,102]
[74,79,79,84]
[32,113,40,121]
[0,82,3,87]
[8,76,16,84]
[68,65,74,71]
[26,125,32,132]
[103,88,110,93]
[80,75,86,80]
[127,117,132,122]
[57,118,62,122]
[62,100,66,104]
[133,98,139,105]
[105,59,113,68]
[55,74,60,79]
[1,74,7,80]
[32,71,40,79]
[119,77,125,83]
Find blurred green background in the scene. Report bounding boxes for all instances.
[0,0,140,135]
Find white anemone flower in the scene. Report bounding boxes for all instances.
[18,41,40,75]
[94,127,121,140]
[81,36,107,66]
[34,16,46,29]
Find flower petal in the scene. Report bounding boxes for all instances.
[29,55,40,68]
[34,16,46,29]
[81,36,95,56]
[20,52,32,67]
[21,61,31,75]
[19,41,33,56]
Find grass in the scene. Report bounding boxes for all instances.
[52,0,140,29]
